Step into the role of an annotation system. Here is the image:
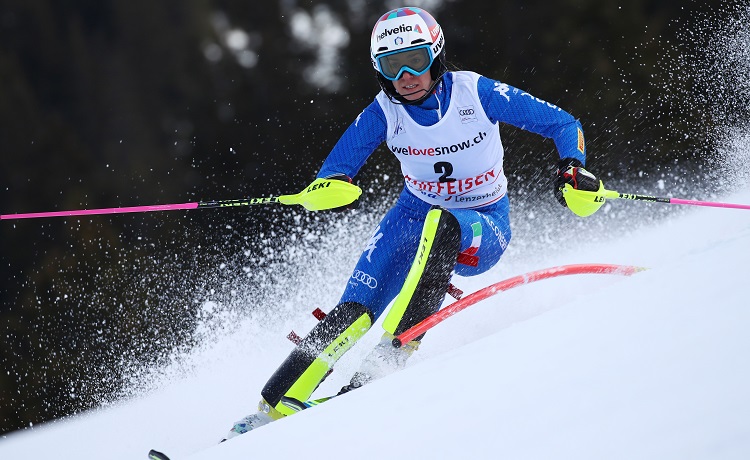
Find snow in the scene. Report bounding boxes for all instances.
[1,186,749,459]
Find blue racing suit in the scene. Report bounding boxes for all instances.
[317,71,585,321]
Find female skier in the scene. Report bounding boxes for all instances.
[227,6,601,437]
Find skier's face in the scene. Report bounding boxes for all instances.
[394,70,433,101]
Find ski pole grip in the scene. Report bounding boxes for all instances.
[391,337,403,348]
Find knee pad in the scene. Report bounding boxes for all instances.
[383,207,460,337]
[261,301,373,415]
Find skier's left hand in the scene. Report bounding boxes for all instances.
[554,157,607,217]
[554,157,599,207]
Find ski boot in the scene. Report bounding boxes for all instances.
[338,331,420,394]
[224,398,285,440]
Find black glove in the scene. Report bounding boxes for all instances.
[554,158,599,207]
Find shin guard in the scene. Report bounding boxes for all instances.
[383,207,460,337]
[261,301,373,415]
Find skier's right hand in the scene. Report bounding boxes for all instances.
[279,175,362,211]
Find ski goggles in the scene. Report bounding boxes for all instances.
[375,45,434,81]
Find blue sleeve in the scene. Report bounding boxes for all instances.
[477,76,586,165]
[316,100,388,179]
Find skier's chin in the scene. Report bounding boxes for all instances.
[398,87,428,101]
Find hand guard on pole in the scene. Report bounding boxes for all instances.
[555,157,605,217]
[279,176,362,211]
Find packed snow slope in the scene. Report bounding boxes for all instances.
[1,186,749,459]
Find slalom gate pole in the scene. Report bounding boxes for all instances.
[604,189,750,211]
[0,197,281,220]
[392,263,646,348]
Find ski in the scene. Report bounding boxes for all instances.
[280,394,336,412]
[146,391,342,459]
[148,449,171,460]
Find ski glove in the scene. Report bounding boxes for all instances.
[279,175,362,211]
[555,157,605,217]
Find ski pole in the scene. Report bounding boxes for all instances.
[563,183,750,212]
[1,178,363,220]
[0,196,281,220]
[602,189,750,211]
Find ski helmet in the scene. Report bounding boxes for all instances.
[370,7,447,104]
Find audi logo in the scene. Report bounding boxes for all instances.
[459,108,475,116]
[351,270,378,289]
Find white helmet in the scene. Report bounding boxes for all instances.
[370,7,446,102]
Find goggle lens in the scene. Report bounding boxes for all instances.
[376,46,433,81]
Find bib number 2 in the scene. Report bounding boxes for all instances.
[434,161,456,183]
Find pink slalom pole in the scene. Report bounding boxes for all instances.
[393,263,646,347]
